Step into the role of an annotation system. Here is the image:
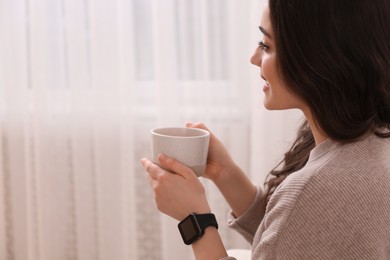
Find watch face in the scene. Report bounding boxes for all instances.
[178,214,202,245]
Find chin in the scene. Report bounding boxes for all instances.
[263,99,276,110]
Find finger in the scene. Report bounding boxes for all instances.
[186,122,219,143]
[140,158,163,179]
[186,122,210,132]
[147,175,157,187]
[158,154,195,179]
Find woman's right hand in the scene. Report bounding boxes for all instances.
[186,123,237,183]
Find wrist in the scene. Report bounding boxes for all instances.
[192,226,227,260]
[210,164,257,218]
[212,162,244,186]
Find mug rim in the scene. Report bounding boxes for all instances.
[151,127,210,138]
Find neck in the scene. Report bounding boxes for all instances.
[303,109,328,146]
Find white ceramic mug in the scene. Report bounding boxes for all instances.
[151,127,210,177]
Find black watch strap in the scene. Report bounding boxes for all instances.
[196,213,218,231]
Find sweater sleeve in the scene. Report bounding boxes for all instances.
[226,186,265,244]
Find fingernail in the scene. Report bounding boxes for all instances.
[186,122,193,127]
[140,158,146,165]
[158,154,166,162]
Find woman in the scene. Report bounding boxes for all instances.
[141,0,390,259]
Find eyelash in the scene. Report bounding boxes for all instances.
[258,41,270,51]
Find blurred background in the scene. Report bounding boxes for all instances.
[0,0,302,259]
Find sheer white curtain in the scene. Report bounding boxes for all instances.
[0,0,302,259]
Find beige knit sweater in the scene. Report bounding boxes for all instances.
[222,133,390,259]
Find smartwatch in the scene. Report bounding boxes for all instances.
[178,212,218,245]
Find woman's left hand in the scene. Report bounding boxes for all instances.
[140,154,211,221]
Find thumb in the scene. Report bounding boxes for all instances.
[158,154,197,180]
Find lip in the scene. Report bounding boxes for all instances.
[261,75,270,92]
[263,83,270,92]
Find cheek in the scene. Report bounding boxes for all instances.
[261,54,275,74]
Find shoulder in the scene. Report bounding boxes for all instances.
[281,133,390,224]
[311,134,390,193]
[255,134,390,259]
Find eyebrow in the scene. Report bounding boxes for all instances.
[259,26,272,39]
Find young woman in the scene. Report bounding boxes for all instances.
[141,0,390,259]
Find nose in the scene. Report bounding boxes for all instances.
[250,48,261,67]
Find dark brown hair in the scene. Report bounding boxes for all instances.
[264,0,390,203]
